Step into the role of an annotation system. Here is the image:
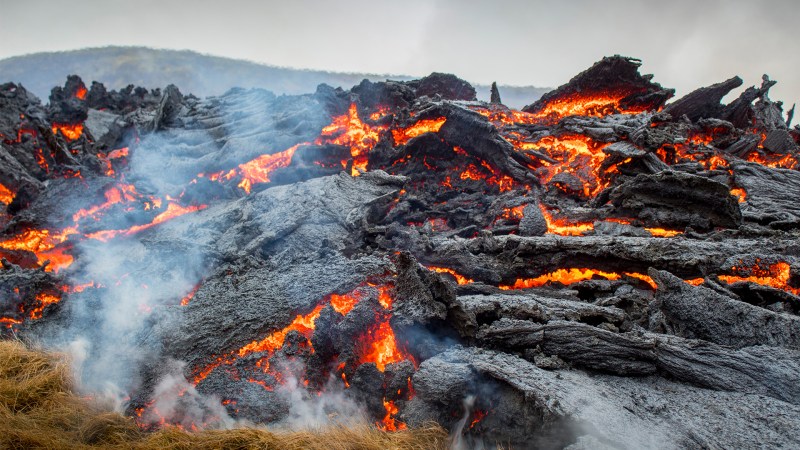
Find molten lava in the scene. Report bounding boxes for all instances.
[427,266,474,285]
[718,261,799,295]
[357,320,413,372]
[0,227,77,272]
[530,92,653,122]
[30,292,61,319]
[380,399,407,431]
[0,183,14,204]
[391,118,446,146]
[499,268,622,289]
[316,103,387,176]
[51,123,83,141]
[236,144,301,193]
[518,134,613,198]
[539,205,594,236]
[86,202,207,242]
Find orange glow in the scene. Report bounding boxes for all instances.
[391,118,446,146]
[237,144,302,193]
[328,291,361,316]
[358,320,413,372]
[530,92,652,122]
[74,86,88,100]
[30,292,61,319]
[470,409,488,429]
[744,151,799,170]
[0,183,14,204]
[730,188,746,203]
[315,103,387,176]
[86,202,207,242]
[51,123,83,141]
[645,227,682,238]
[718,261,799,295]
[499,268,622,289]
[0,227,77,272]
[238,304,323,359]
[72,183,140,222]
[519,134,612,198]
[427,266,474,285]
[624,272,657,289]
[539,205,593,236]
[379,399,407,431]
[0,317,22,329]
[180,285,201,306]
[684,278,705,286]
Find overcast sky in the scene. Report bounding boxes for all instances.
[2,0,798,105]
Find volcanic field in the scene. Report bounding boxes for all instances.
[1,55,799,449]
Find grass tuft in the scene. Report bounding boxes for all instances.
[0,339,448,450]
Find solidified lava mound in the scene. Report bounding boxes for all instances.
[1,55,800,449]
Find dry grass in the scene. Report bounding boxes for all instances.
[0,339,448,450]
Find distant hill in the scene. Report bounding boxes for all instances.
[0,47,549,109]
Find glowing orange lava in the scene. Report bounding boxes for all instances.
[180,285,201,306]
[0,183,14,204]
[315,103,387,176]
[529,92,653,122]
[51,123,83,141]
[539,205,593,236]
[391,118,446,146]
[86,202,207,242]
[236,144,302,193]
[74,85,88,100]
[718,261,799,295]
[730,188,746,203]
[427,266,474,285]
[379,399,407,431]
[645,228,682,238]
[0,227,77,272]
[30,292,61,319]
[358,320,413,372]
[499,268,622,289]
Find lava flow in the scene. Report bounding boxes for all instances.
[718,260,799,295]
[51,123,83,141]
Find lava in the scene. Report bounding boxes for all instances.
[427,266,474,285]
[380,398,407,431]
[499,268,622,289]
[0,227,77,272]
[539,205,594,236]
[529,91,653,122]
[391,118,446,146]
[236,144,302,193]
[180,285,201,306]
[315,103,387,176]
[51,123,83,141]
[644,227,682,238]
[730,188,747,203]
[74,85,88,100]
[85,202,207,242]
[0,183,14,204]
[357,320,413,372]
[519,134,612,198]
[30,292,61,319]
[718,261,799,295]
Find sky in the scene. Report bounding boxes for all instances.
[1,0,798,105]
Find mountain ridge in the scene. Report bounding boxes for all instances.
[0,46,549,108]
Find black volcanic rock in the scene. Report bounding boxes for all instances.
[522,55,674,116]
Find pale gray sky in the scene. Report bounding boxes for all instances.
[1,0,798,105]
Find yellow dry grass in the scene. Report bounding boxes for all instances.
[0,339,448,450]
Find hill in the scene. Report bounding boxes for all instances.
[0,46,548,108]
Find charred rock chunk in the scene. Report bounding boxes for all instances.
[609,170,742,230]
